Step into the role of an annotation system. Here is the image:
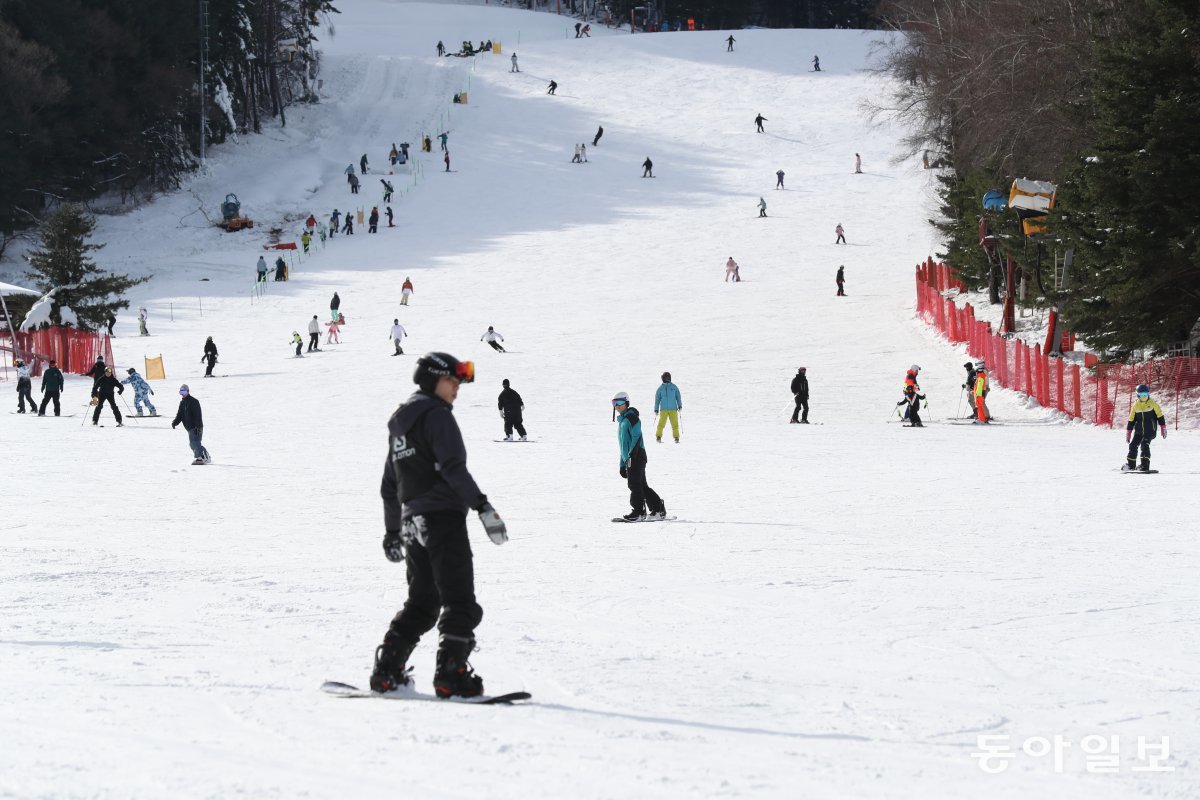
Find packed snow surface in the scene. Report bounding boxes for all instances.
[1,2,1196,798]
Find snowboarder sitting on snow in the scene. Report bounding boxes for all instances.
[481,326,506,352]
[613,392,666,521]
[725,257,740,282]
[1125,384,1166,472]
[370,351,507,698]
[202,336,218,377]
[122,367,156,416]
[498,378,526,441]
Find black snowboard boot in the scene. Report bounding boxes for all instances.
[370,636,417,693]
[1123,457,1136,472]
[1139,458,1151,473]
[433,634,484,699]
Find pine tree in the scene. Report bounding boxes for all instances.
[23,204,148,330]
[1054,0,1200,357]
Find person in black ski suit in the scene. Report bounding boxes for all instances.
[962,362,978,419]
[87,356,107,394]
[172,384,210,464]
[642,157,653,178]
[38,358,64,416]
[371,352,508,699]
[789,367,809,423]
[497,378,527,441]
[91,367,124,426]
[755,113,767,133]
[330,291,341,321]
[592,125,603,146]
[897,385,926,427]
[547,80,557,95]
[836,265,846,296]
[202,336,218,377]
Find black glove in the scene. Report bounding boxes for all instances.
[172,422,178,429]
[619,465,628,478]
[382,530,404,562]
[477,503,508,545]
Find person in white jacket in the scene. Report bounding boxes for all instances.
[15,358,36,413]
[390,319,408,356]
[481,326,506,353]
[307,315,321,352]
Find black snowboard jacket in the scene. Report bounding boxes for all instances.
[790,373,809,401]
[497,387,524,418]
[172,395,203,431]
[381,391,486,531]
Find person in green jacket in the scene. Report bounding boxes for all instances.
[1124,384,1167,472]
[613,391,666,521]
[38,358,65,416]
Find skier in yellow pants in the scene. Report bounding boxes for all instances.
[654,372,682,443]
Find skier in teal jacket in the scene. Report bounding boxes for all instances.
[613,391,666,521]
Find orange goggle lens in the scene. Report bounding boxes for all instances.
[455,361,475,383]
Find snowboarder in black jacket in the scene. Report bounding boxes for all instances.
[642,157,653,177]
[91,367,124,426]
[497,378,527,441]
[371,352,508,699]
[171,384,210,464]
[87,356,107,394]
[789,367,809,423]
[202,336,218,377]
[39,359,64,416]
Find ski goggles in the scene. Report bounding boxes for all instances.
[612,398,629,407]
[455,360,475,383]
[179,389,189,396]
[1137,391,1150,398]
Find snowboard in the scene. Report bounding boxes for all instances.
[30,413,78,418]
[1119,467,1158,474]
[320,681,530,704]
[611,516,678,523]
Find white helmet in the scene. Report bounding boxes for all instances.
[909,364,920,372]
[612,391,630,406]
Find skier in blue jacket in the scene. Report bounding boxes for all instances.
[613,391,666,521]
[653,372,682,443]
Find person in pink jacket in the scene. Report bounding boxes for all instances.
[725,257,740,282]
[835,223,846,244]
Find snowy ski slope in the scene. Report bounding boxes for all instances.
[1,2,1196,797]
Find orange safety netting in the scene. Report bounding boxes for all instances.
[915,259,1199,429]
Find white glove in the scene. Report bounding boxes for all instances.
[478,503,507,545]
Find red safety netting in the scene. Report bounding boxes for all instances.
[915,259,1199,429]
[0,327,114,379]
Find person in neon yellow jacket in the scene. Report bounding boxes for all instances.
[1125,384,1166,472]
[654,372,682,443]
[973,364,991,423]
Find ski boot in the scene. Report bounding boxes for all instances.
[433,634,484,699]
[370,636,417,693]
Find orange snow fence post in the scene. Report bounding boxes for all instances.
[145,355,166,380]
